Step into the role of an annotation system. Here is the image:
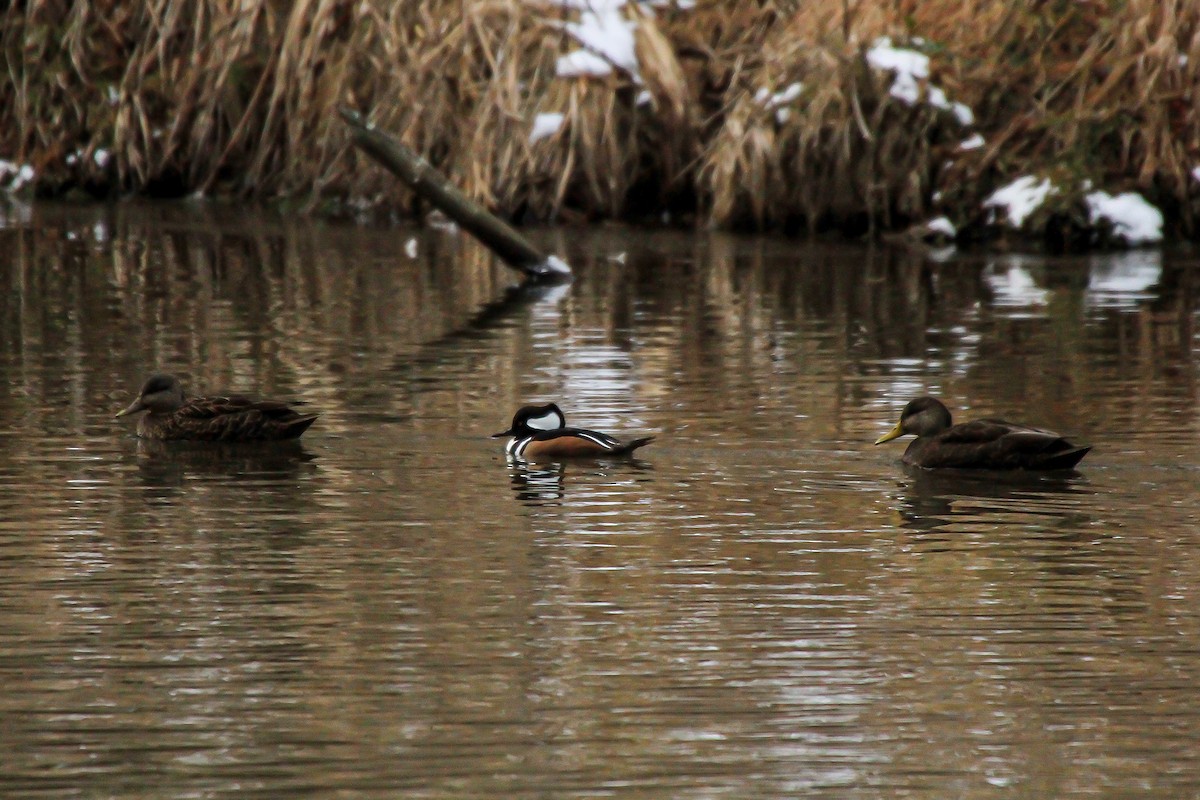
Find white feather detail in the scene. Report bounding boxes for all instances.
[567,430,619,450]
[526,409,564,431]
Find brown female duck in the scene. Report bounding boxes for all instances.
[875,396,1090,470]
[116,374,317,442]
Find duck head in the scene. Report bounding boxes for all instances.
[116,373,187,418]
[875,396,953,443]
[492,402,566,438]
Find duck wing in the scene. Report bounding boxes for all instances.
[167,395,317,441]
[909,419,1090,470]
[521,427,653,459]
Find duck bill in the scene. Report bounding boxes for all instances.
[115,398,146,418]
[491,428,515,438]
[874,422,905,445]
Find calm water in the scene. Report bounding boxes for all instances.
[1,200,1199,798]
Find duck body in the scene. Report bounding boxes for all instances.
[875,396,1090,470]
[117,374,317,442]
[494,402,654,460]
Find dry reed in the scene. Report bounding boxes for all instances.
[2,0,1198,240]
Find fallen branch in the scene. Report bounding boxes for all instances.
[340,108,571,283]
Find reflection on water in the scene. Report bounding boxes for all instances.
[983,255,1052,309]
[894,466,1090,532]
[506,460,567,505]
[132,438,317,490]
[1,200,1200,797]
[1087,250,1163,309]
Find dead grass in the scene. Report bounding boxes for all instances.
[2,0,1198,238]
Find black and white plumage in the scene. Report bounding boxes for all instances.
[492,402,654,460]
[875,396,1090,470]
[116,374,317,442]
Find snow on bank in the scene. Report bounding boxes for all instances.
[983,176,1057,228]
[550,0,695,80]
[0,160,35,192]
[957,133,985,151]
[542,2,693,140]
[755,82,804,124]
[866,38,973,126]
[983,175,1163,246]
[1085,191,1162,245]
[530,112,565,143]
[924,216,956,239]
[551,0,639,80]
[557,8,636,80]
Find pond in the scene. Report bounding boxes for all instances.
[1,200,1198,798]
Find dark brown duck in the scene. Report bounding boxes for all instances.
[875,396,1090,470]
[116,374,317,442]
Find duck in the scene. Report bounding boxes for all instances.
[115,373,317,442]
[493,402,654,459]
[874,396,1090,470]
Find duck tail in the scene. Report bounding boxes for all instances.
[1040,444,1091,470]
[282,414,319,439]
[614,436,655,455]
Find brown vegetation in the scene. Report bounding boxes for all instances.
[2,0,1199,241]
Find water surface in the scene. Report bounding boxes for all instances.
[1,200,1198,798]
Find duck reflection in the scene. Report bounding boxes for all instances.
[133,438,316,489]
[506,461,567,506]
[896,465,1088,532]
[504,458,654,508]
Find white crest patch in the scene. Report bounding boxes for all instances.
[526,409,564,431]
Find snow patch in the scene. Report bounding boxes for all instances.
[957,133,985,151]
[536,254,573,277]
[1085,191,1162,245]
[924,216,957,238]
[555,2,640,80]
[557,49,616,78]
[756,82,804,124]
[530,112,565,143]
[866,39,928,104]
[866,38,974,126]
[926,86,974,125]
[550,1,694,81]
[983,175,1057,228]
[0,160,35,191]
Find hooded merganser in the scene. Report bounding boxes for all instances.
[116,373,318,442]
[493,402,654,459]
[875,396,1091,470]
